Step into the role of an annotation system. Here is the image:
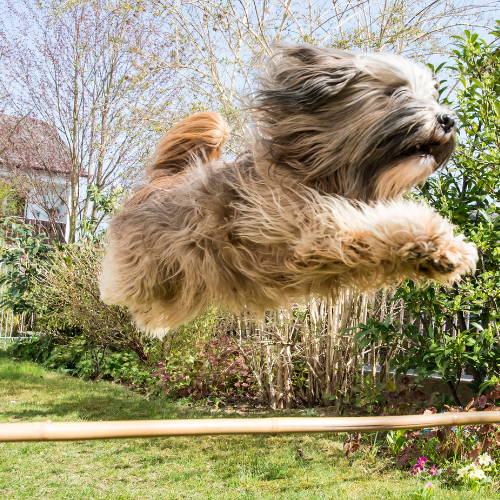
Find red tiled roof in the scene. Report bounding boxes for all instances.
[0,114,85,177]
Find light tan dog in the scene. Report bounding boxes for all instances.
[99,45,477,336]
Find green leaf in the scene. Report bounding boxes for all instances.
[385,380,396,392]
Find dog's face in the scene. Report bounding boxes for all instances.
[252,45,456,202]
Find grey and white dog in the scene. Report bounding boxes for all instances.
[99,45,477,336]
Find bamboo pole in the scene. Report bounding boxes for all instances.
[1,413,500,442]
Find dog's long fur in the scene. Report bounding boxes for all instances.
[99,45,478,336]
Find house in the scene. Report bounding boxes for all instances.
[0,114,83,243]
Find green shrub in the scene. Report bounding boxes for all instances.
[7,336,152,385]
[349,26,500,406]
[31,242,157,377]
[0,217,53,317]
[151,335,257,399]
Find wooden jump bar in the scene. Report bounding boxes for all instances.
[1,412,499,442]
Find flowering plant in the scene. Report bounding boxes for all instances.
[455,454,497,491]
[388,393,500,471]
[408,452,499,495]
[409,457,440,499]
[411,457,438,476]
[410,480,434,500]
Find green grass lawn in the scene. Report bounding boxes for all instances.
[0,351,496,500]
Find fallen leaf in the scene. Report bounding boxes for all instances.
[297,449,313,460]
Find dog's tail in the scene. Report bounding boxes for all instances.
[127,112,230,205]
[146,112,230,178]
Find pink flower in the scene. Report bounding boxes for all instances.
[426,482,433,488]
[418,457,427,465]
[412,463,424,476]
[427,466,437,475]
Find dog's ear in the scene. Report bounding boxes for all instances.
[281,45,325,65]
[255,44,357,112]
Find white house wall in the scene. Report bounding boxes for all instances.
[0,168,71,230]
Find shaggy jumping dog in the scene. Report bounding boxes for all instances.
[99,45,478,336]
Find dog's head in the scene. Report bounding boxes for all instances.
[251,44,455,202]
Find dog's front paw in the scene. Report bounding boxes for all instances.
[417,236,477,283]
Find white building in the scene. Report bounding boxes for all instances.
[0,114,84,243]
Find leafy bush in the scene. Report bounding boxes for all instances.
[1,218,246,391]
[0,217,53,316]
[7,334,57,365]
[350,26,500,405]
[151,335,257,399]
[0,187,159,379]
[7,336,152,385]
[31,241,157,377]
[354,311,500,406]
[411,28,500,393]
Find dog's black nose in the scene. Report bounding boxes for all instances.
[437,114,455,133]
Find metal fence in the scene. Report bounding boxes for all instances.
[0,265,13,345]
[1,311,35,346]
[0,265,35,346]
